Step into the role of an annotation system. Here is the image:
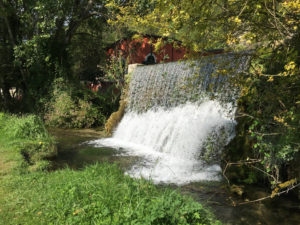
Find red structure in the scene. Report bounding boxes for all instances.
[107,35,186,65]
[88,36,224,94]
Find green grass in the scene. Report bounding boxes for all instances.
[0,163,220,225]
[0,113,56,173]
[0,112,221,225]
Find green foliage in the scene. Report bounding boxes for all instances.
[44,78,106,128]
[107,0,300,186]
[238,43,300,185]
[0,113,56,172]
[12,34,57,112]
[102,55,128,88]
[102,56,133,135]
[70,18,106,82]
[0,163,221,225]
[0,0,109,113]
[242,171,258,184]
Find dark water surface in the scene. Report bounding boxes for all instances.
[180,182,300,225]
[50,128,300,225]
[49,128,139,170]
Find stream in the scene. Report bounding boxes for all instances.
[50,128,300,225]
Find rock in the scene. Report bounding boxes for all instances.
[230,184,245,196]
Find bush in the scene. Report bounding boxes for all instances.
[44,78,106,128]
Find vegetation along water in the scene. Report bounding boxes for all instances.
[0,116,220,225]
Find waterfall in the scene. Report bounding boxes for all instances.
[91,53,249,185]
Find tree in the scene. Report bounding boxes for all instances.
[106,0,300,190]
[0,0,107,112]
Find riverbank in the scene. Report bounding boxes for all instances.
[0,163,220,225]
[0,113,56,174]
[0,118,220,225]
[49,128,300,225]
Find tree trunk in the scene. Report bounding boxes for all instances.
[2,83,12,110]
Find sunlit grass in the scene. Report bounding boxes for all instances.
[0,112,220,225]
[0,113,56,174]
[0,163,220,225]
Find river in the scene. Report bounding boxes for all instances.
[49,128,300,225]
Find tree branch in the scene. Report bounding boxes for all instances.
[238,182,300,205]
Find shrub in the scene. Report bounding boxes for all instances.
[44,78,106,128]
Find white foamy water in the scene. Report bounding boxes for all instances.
[90,101,236,185]
[89,55,249,185]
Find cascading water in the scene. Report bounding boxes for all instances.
[90,53,249,185]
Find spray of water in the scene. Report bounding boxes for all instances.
[90,54,249,184]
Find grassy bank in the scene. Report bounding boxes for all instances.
[0,113,56,174]
[0,113,220,225]
[0,163,220,225]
